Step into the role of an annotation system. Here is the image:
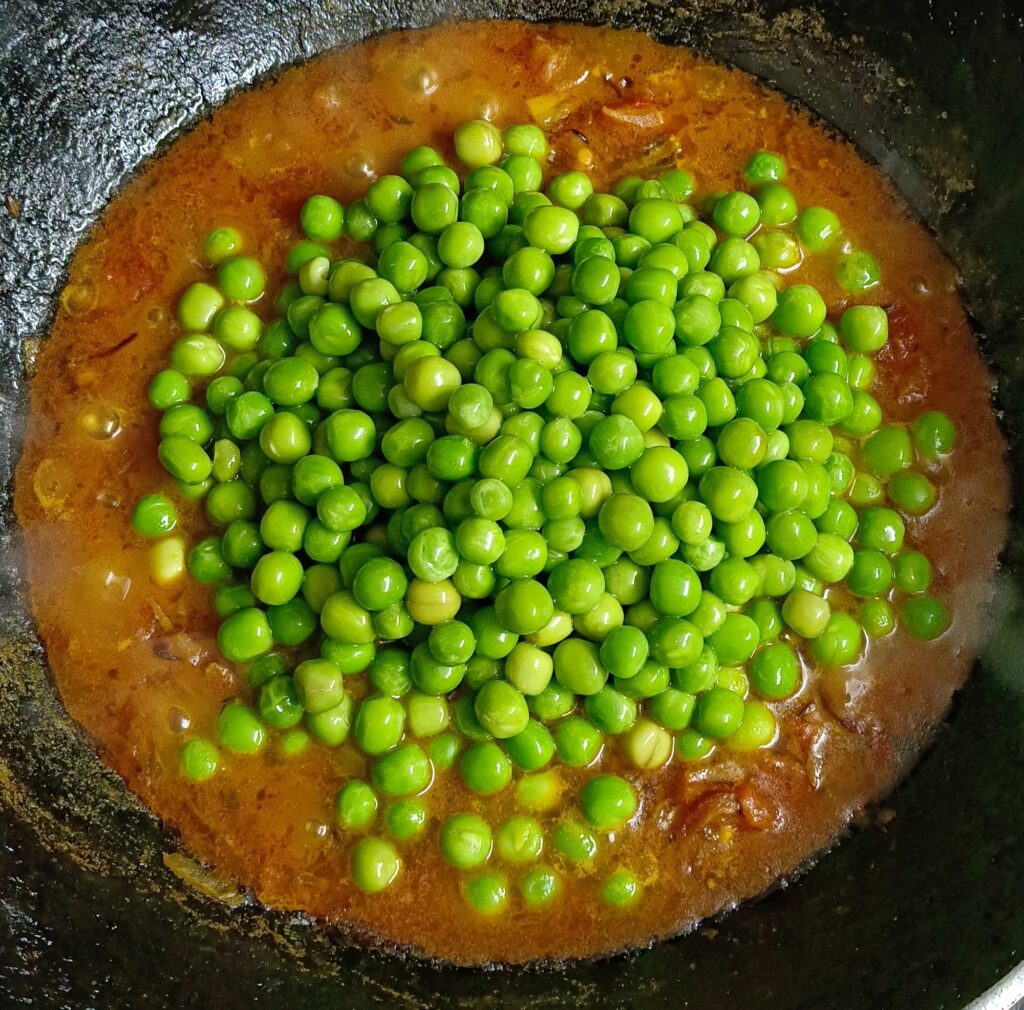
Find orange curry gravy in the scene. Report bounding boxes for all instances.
[13,22,1009,963]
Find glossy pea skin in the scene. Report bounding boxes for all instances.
[913,410,956,457]
[335,780,378,831]
[384,798,428,841]
[599,625,649,679]
[551,818,599,862]
[217,702,265,754]
[620,717,673,769]
[495,815,544,864]
[179,739,219,781]
[368,651,411,696]
[352,695,405,756]
[372,743,432,796]
[463,873,510,915]
[459,740,513,794]
[350,837,401,893]
[218,607,273,663]
[692,687,745,740]
[579,774,637,828]
[749,642,801,699]
[902,596,950,639]
[861,598,896,638]
[132,494,178,537]
[474,679,530,739]
[504,717,556,770]
[585,685,638,734]
[439,813,493,868]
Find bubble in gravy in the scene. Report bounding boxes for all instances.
[78,403,122,440]
[404,65,439,97]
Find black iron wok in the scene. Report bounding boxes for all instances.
[1,1,1022,1007]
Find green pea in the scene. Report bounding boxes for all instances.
[289,657,343,714]
[336,781,378,831]
[148,369,192,410]
[459,741,513,794]
[893,550,933,594]
[553,715,604,767]
[847,549,895,597]
[352,695,405,756]
[250,550,304,605]
[462,873,508,916]
[598,625,649,679]
[217,702,265,753]
[179,739,219,781]
[218,255,266,302]
[132,494,178,537]
[902,596,950,640]
[552,638,608,697]
[519,866,560,907]
[857,507,905,555]
[579,774,637,829]
[860,598,896,638]
[749,642,801,699]
[713,191,761,237]
[602,869,642,907]
[691,687,744,740]
[218,607,273,662]
[372,743,431,797]
[676,727,714,762]
[439,813,492,869]
[888,471,938,515]
[504,719,556,770]
[428,732,462,771]
[495,815,544,864]
[381,799,426,841]
[505,642,554,696]
[551,818,598,862]
[474,679,530,739]
[797,206,840,251]
[204,226,243,265]
[257,675,303,729]
[913,411,956,458]
[515,770,563,812]
[837,250,881,292]
[583,684,637,734]
[523,205,580,255]
[350,836,401,893]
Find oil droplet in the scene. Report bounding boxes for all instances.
[344,151,376,181]
[313,83,343,109]
[103,569,132,602]
[60,278,97,316]
[146,306,166,325]
[471,93,501,121]
[78,403,122,440]
[33,458,67,511]
[168,707,191,733]
[305,820,330,838]
[404,65,438,97]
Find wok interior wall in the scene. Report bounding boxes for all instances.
[0,1,1021,1007]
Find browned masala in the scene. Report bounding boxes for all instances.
[13,21,1009,964]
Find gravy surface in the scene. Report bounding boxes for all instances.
[14,21,1008,963]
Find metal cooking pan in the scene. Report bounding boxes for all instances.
[1,1,1022,1007]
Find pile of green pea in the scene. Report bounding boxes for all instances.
[133,118,956,911]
